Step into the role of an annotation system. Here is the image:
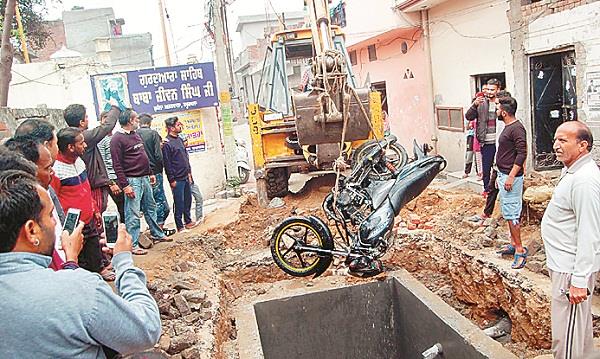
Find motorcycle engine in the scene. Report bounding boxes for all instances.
[335,187,371,225]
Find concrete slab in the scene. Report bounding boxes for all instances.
[445,170,485,194]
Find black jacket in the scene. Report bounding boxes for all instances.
[137,126,164,175]
[80,106,120,189]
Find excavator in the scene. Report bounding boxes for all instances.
[248,0,404,203]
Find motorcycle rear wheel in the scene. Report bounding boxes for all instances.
[352,140,408,180]
[270,217,333,277]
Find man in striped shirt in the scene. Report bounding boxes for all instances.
[51,127,103,274]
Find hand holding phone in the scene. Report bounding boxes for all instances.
[63,208,81,235]
[113,224,132,255]
[102,212,120,249]
[61,221,84,262]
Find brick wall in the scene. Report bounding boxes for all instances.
[522,0,600,22]
[34,20,66,63]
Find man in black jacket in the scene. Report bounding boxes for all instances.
[137,114,172,233]
[64,104,121,223]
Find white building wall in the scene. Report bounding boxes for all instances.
[428,0,514,171]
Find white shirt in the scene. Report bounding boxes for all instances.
[541,154,600,288]
[50,188,66,261]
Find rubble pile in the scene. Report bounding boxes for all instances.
[147,274,216,359]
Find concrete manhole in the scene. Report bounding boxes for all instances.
[236,270,518,359]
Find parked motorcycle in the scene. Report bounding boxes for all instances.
[236,139,251,184]
[270,135,446,277]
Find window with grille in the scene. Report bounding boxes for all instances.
[436,107,464,132]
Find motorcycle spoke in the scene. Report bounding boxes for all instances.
[295,251,307,267]
[281,243,296,258]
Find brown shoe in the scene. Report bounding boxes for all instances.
[184,222,198,230]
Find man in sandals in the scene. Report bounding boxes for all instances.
[542,121,600,358]
[494,96,527,269]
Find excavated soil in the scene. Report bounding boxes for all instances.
[133,174,596,358]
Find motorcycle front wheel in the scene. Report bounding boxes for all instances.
[270,217,333,277]
[238,167,250,184]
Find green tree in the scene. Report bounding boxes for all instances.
[0,0,52,106]
[0,0,51,50]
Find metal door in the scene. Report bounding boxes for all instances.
[530,51,577,170]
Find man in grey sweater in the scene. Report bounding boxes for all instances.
[0,169,161,358]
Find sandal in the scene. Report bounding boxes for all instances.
[131,247,148,255]
[496,244,516,256]
[152,236,173,243]
[100,267,116,282]
[511,247,528,269]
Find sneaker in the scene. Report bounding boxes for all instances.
[162,227,177,236]
[184,222,198,230]
[462,173,469,179]
[195,217,205,226]
[178,228,189,233]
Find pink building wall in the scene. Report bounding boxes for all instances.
[349,30,434,151]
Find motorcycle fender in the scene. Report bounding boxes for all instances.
[359,200,395,247]
[237,161,251,171]
[307,215,335,250]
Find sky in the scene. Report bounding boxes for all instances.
[46,0,305,67]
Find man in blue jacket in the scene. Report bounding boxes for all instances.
[162,117,196,232]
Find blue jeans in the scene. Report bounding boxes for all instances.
[191,182,203,221]
[124,176,165,247]
[172,179,192,230]
[152,173,170,226]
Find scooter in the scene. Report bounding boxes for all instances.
[236,139,251,184]
[270,136,446,277]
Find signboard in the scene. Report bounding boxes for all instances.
[587,71,600,111]
[150,110,207,154]
[91,62,219,116]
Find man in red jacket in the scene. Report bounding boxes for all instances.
[51,127,103,274]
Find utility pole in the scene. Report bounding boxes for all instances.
[0,0,16,108]
[15,1,29,64]
[213,0,238,182]
[158,0,172,66]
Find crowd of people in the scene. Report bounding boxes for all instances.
[0,103,207,356]
[464,79,600,358]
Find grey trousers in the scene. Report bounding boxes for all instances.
[191,182,204,221]
[549,270,596,359]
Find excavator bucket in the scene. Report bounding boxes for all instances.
[294,88,372,145]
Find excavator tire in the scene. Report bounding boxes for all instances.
[266,168,289,199]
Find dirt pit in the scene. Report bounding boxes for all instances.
[132,175,597,358]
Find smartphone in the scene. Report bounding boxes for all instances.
[103,212,120,248]
[63,208,81,235]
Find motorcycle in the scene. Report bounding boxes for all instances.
[236,139,251,184]
[270,135,446,277]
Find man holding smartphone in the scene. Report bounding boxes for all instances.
[0,169,161,357]
[465,78,502,198]
[542,121,600,358]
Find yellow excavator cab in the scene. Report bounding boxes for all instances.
[248,15,383,202]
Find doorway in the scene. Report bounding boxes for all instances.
[530,50,577,170]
